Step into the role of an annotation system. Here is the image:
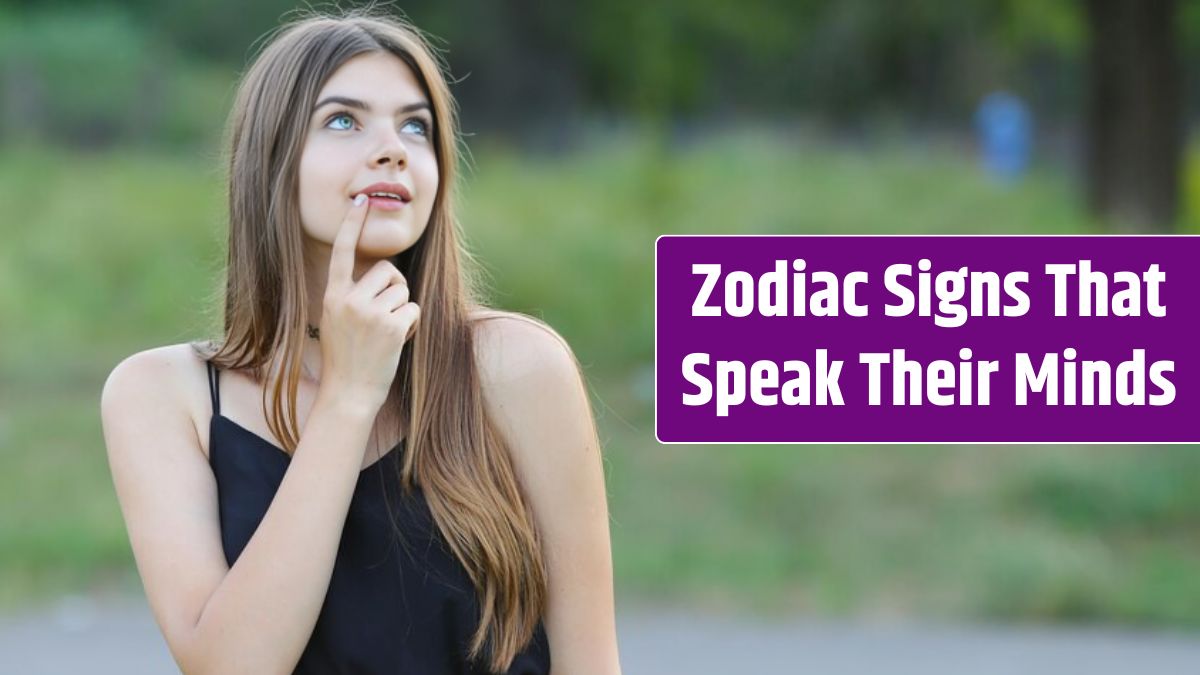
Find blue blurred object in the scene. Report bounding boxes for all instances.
[974,91,1032,181]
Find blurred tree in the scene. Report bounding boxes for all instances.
[1083,0,1184,230]
[2,0,1192,183]
[0,5,166,147]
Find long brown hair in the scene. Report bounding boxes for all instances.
[191,8,548,670]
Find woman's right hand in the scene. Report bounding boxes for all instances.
[318,193,421,411]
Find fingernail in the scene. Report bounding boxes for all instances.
[354,194,367,206]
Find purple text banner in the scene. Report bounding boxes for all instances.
[655,235,1200,443]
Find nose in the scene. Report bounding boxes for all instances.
[369,126,408,169]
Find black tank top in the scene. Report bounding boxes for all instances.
[205,360,551,674]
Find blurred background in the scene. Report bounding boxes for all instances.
[2,0,1200,670]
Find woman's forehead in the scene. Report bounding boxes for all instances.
[317,51,426,105]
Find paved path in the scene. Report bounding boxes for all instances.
[2,593,1199,673]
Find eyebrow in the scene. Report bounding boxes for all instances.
[313,96,431,116]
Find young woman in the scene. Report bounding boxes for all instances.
[100,9,620,674]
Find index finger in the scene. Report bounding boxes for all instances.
[328,193,370,289]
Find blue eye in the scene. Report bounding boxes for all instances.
[323,111,428,137]
[401,118,429,137]
[325,113,355,130]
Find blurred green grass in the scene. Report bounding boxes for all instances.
[2,130,1198,628]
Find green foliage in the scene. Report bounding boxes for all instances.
[0,0,1103,147]
[1183,134,1200,233]
[0,6,232,148]
[0,7,157,145]
[996,0,1086,54]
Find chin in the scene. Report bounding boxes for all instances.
[357,243,411,259]
[357,233,419,259]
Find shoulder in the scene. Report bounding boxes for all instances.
[469,308,582,391]
[467,306,600,489]
[101,342,212,457]
[102,342,210,412]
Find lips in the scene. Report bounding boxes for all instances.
[352,182,413,203]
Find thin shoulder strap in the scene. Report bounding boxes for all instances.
[206,360,221,416]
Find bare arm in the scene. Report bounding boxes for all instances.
[186,383,374,673]
[476,315,623,674]
[101,348,379,674]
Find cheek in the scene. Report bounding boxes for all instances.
[417,157,440,220]
[297,148,344,236]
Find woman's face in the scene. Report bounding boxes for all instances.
[298,51,439,261]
